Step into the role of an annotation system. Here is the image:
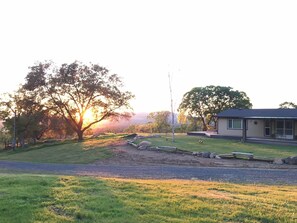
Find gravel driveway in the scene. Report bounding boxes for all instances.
[1,160,297,185]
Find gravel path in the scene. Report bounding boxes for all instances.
[1,160,297,185]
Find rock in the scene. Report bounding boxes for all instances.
[138,141,151,150]
[210,152,217,159]
[282,156,297,165]
[273,158,284,165]
[202,152,211,158]
[197,152,203,157]
[215,155,221,159]
[192,152,198,156]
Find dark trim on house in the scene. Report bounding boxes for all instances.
[217,109,297,143]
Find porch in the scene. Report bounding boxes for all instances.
[187,131,297,146]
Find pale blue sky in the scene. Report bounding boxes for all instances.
[0,0,296,112]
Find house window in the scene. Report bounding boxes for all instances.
[264,120,271,136]
[228,119,242,129]
[276,120,293,138]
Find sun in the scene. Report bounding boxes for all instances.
[83,109,94,122]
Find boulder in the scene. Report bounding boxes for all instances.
[282,156,297,165]
[201,152,211,158]
[192,152,198,156]
[273,158,284,165]
[138,141,151,150]
[210,152,217,159]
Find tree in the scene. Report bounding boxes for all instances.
[44,116,76,139]
[147,111,171,133]
[177,111,202,132]
[0,88,50,147]
[23,61,134,140]
[279,102,297,108]
[0,127,10,149]
[178,85,252,131]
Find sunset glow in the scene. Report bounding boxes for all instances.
[0,1,296,112]
[83,109,94,123]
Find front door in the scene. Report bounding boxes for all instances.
[276,120,293,139]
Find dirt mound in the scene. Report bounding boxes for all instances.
[95,143,297,169]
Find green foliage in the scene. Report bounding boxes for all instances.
[125,123,154,133]
[0,174,296,222]
[0,88,51,147]
[178,86,252,131]
[23,61,134,140]
[279,101,297,108]
[147,111,171,133]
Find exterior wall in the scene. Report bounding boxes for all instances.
[246,119,265,137]
[218,118,265,137]
[217,118,242,136]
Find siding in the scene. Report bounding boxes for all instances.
[218,118,242,136]
[247,119,264,137]
[218,118,264,137]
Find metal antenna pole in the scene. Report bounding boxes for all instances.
[168,72,175,142]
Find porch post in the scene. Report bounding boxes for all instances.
[242,118,247,142]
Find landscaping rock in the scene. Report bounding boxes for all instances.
[282,156,297,165]
[210,152,217,159]
[202,152,211,158]
[138,141,151,150]
[273,158,284,165]
[192,152,199,156]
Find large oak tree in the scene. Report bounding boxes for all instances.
[24,61,134,140]
[178,85,252,131]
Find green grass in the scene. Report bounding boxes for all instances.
[0,134,295,164]
[0,134,126,164]
[135,134,297,158]
[0,173,296,223]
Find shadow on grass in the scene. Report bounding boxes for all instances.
[0,134,128,164]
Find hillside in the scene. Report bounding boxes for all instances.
[94,112,149,133]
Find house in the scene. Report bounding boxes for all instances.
[217,109,297,142]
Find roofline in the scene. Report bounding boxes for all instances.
[218,116,297,119]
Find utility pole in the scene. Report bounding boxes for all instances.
[168,72,175,142]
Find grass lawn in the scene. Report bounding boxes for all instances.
[0,134,126,164]
[0,173,296,223]
[135,134,297,158]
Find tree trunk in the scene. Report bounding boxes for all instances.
[77,130,84,141]
[20,137,25,148]
[201,118,208,131]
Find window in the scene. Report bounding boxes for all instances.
[276,120,293,137]
[228,119,242,129]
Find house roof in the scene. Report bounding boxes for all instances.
[217,109,297,119]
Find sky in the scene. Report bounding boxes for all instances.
[0,0,296,113]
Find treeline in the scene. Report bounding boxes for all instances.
[2,59,271,150]
[0,61,134,149]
